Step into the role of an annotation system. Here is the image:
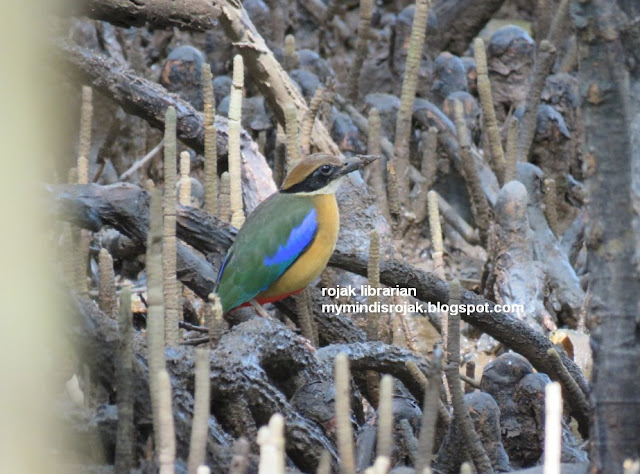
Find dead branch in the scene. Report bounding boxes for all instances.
[435,192,479,245]
[119,139,165,181]
[54,183,219,300]
[67,0,220,31]
[213,0,338,156]
[53,40,276,212]
[213,0,390,252]
[56,41,215,155]
[334,94,395,160]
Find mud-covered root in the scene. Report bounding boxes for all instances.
[434,391,511,473]
[487,181,552,334]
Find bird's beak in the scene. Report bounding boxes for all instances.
[337,154,380,177]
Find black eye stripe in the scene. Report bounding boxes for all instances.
[281,164,337,193]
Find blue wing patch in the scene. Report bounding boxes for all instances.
[264,208,317,266]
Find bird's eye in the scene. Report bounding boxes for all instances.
[319,165,332,175]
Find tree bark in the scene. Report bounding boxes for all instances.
[573,0,640,470]
[63,0,220,31]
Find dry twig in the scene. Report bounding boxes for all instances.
[119,139,165,181]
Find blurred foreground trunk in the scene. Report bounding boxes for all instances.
[573,0,640,471]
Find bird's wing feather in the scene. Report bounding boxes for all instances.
[215,194,317,311]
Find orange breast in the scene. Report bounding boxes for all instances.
[256,193,339,300]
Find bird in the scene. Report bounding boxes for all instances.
[215,153,378,313]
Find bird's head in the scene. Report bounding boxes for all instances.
[280,153,379,195]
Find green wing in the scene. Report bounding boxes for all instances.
[215,193,317,311]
